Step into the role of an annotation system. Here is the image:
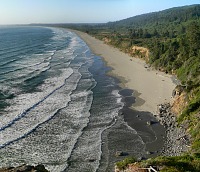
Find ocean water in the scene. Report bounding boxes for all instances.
[0,26,163,172]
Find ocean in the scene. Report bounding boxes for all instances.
[0,26,165,172]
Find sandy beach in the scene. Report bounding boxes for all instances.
[72,30,176,114]
[70,30,177,170]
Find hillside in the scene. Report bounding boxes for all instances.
[74,4,200,119]
[108,4,200,29]
[62,4,200,172]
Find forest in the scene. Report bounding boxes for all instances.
[61,4,200,171]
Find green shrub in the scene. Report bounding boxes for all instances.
[141,155,200,172]
[116,157,136,170]
[160,166,179,172]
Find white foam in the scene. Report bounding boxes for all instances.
[0,68,74,128]
[0,68,83,149]
[0,27,100,171]
[112,90,123,105]
[1,80,94,170]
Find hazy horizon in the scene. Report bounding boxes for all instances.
[0,0,199,25]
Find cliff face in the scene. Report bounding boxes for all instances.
[171,86,188,115]
[102,37,111,44]
[171,92,188,115]
[130,46,149,62]
[102,37,150,63]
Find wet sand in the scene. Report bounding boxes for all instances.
[71,30,176,170]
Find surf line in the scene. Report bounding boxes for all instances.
[0,72,73,132]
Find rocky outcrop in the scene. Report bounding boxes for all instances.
[0,164,49,172]
[130,46,149,62]
[171,85,188,115]
[102,37,111,44]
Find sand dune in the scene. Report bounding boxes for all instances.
[73,30,176,114]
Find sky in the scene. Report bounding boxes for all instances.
[0,0,199,25]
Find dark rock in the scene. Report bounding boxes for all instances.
[146,151,151,155]
[35,164,48,172]
[115,151,129,157]
[0,164,49,172]
[88,159,96,162]
[23,165,34,171]
[147,121,152,125]
[137,157,146,161]
[147,120,157,125]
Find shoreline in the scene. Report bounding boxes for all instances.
[69,28,190,170]
[71,29,177,169]
[71,30,176,115]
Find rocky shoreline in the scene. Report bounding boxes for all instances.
[155,103,190,156]
[0,164,49,172]
[114,101,191,172]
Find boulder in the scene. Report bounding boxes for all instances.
[115,151,129,157]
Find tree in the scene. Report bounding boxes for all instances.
[143,29,151,38]
[187,21,200,56]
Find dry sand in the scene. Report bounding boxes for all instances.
[72,30,176,114]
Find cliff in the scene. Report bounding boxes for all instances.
[171,86,188,115]
[130,46,150,62]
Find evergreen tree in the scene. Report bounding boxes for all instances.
[187,21,200,57]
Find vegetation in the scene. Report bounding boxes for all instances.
[140,153,200,172]
[115,157,137,170]
[55,4,200,171]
